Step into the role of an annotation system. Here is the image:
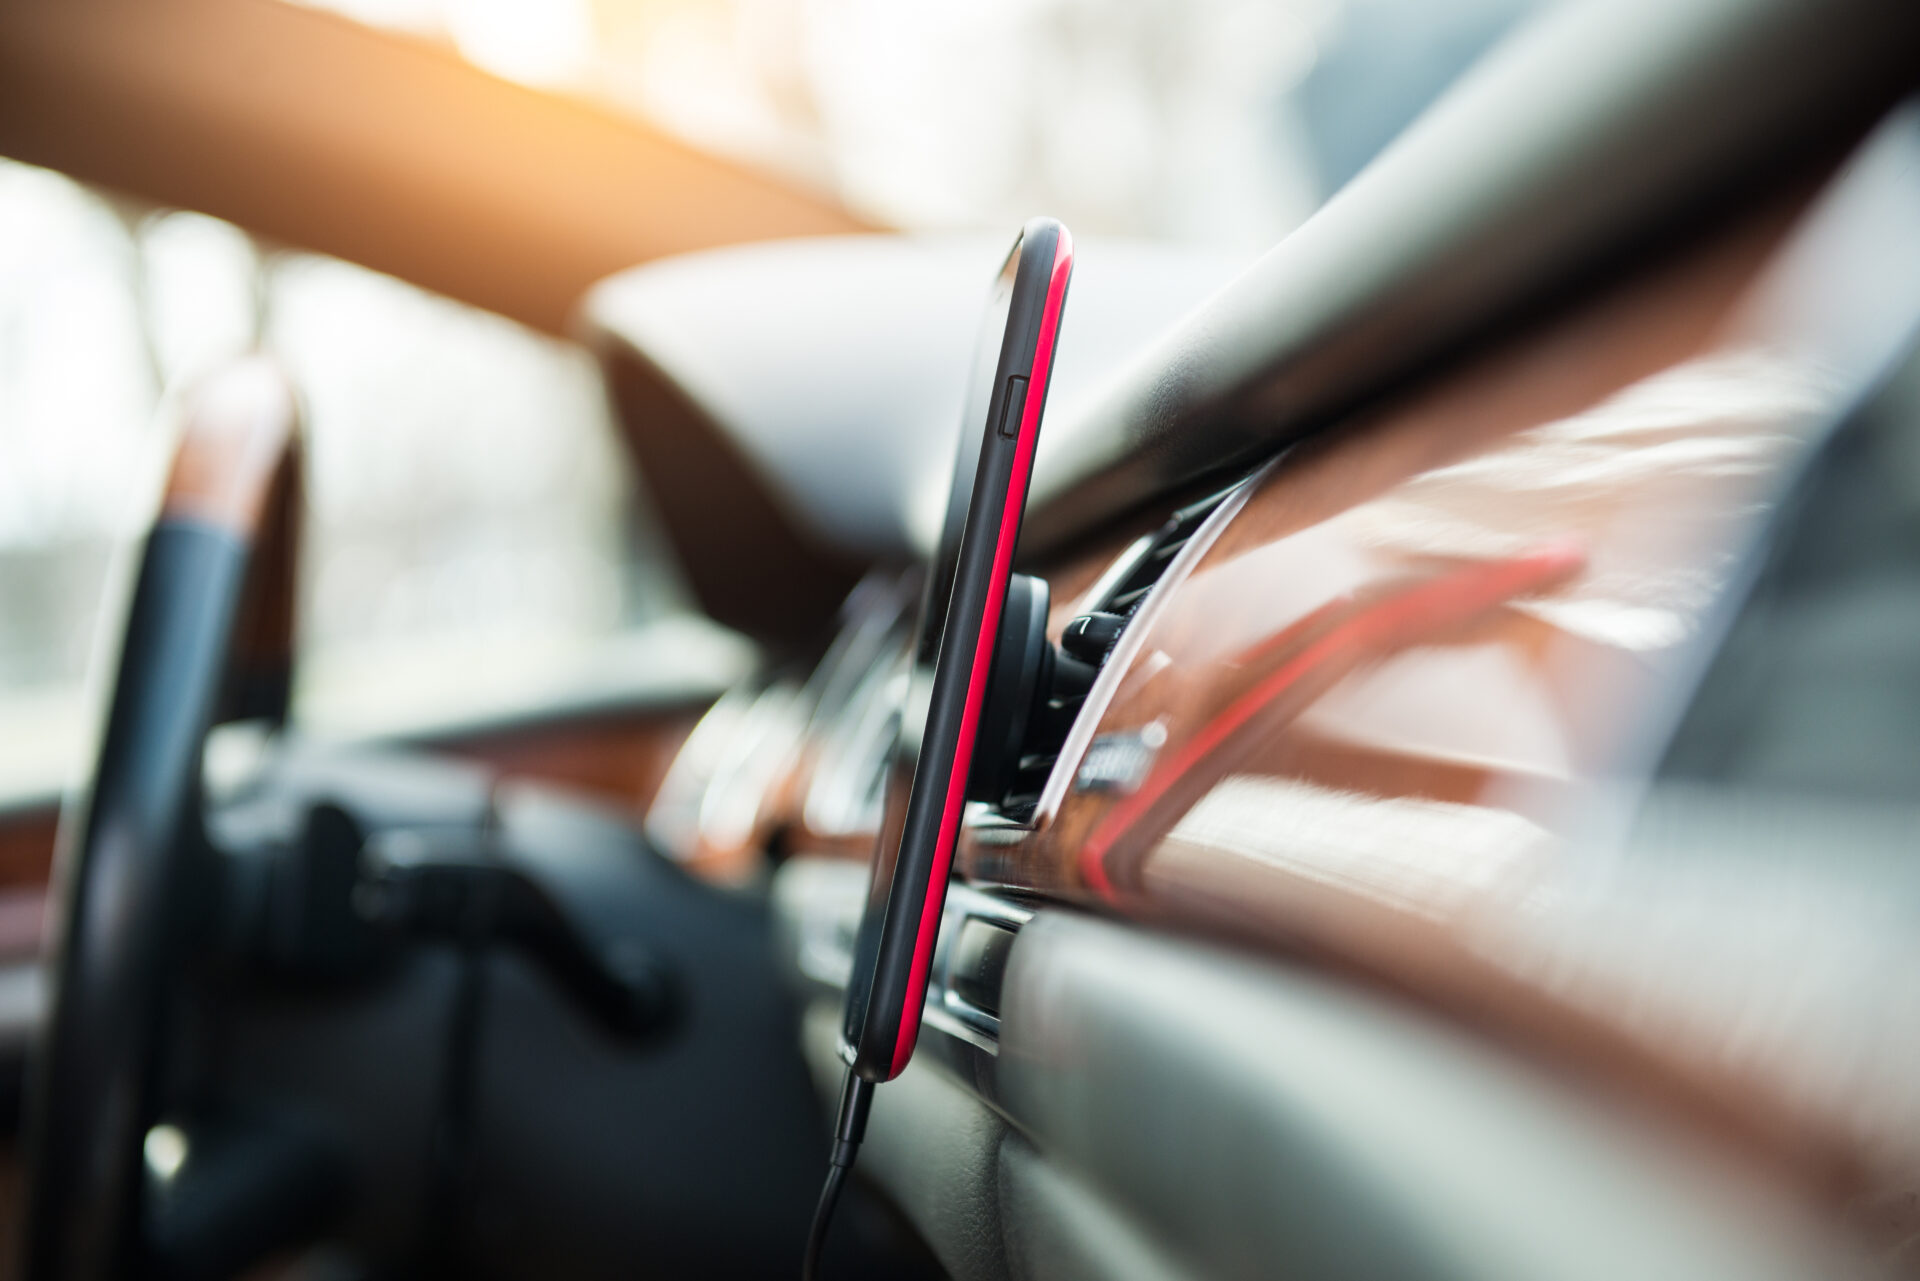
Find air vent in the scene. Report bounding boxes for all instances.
[992,478,1247,819]
[1085,483,1242,639]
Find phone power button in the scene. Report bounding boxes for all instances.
[998,376,1029,439]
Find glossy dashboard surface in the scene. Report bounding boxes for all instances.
[650,113,1920,1209]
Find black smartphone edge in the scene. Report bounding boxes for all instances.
[841,216,1074,1083]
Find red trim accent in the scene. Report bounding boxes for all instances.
[1078,545,1584,900]
[890,228,1074,1077]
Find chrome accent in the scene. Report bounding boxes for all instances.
[1073,719,1168,795]
[1028,471,1265,826]
[928,885,1034,1045]
[1071,530,1156,616]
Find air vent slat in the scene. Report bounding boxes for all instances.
[1150,538,1190,564]
[1091,481,1244,618]
[1169,482,1242,529]
[985,474,1250,820]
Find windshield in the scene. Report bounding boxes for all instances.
[288,0,1550,250]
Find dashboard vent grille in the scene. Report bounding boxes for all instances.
[995,478,1246,819]
[1095,484,1242,621]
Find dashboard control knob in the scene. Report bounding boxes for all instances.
[1061,611,1128,664]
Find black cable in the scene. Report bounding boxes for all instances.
[802,1069,874,1281]
[801,1160,849,1281]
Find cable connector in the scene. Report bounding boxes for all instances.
[828,1069,873,1169]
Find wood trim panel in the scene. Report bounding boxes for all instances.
[434,709,700,821]
[963,182,1810,895]
[942,115,1920,1210]
[0,810,57,896]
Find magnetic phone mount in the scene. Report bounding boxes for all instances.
[967,574,1095,807]
[967,573,1050,803]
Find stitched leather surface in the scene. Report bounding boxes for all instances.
[775,863,1861,1281]
[995,913,1855,1281]
[998,1135,1188,1281]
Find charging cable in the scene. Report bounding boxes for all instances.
[801,1069,875,1281]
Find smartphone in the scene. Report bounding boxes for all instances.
[841,218,1073,1082]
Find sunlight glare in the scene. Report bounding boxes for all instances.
[445,0,595,88]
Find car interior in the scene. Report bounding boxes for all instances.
[4,0,1920,1278]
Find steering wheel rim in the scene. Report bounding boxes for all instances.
[22,358,301,1281]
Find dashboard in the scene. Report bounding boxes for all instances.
[642,112,1920,1213]
[651,173,1836,921]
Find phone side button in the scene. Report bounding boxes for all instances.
[998,376,1029,439]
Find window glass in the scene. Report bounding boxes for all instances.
[289,0,1549,251]
[0,164,155,797]
[267,250,692,736]
[0,156,692,799]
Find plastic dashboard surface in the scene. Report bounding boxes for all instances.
[654,110,1920,1226]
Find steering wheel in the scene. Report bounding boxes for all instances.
[21,357,302,1281]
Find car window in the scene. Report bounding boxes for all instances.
[288,0,1550,251]
[0,157,695,801]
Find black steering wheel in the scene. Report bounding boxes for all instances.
[21,358,301,1281]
